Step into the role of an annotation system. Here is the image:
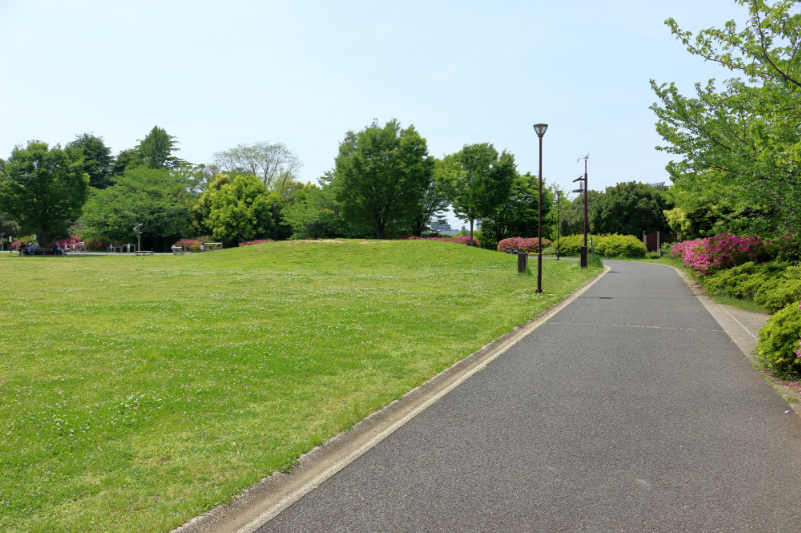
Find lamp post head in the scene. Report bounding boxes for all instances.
[533,123,548,137]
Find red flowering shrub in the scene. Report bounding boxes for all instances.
[175,237,212,252]
[238,239,275,247]
[396,236,481,247]
[497,237,551,253]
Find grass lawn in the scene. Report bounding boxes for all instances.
[1,240,600,532]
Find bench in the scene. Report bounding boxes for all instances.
[171,245,187,255]
[200,242,223,252]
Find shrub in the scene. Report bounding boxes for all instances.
[239,239,274,247]
[175,237,212,252]
[588,252,603,268]
[497,237,551,253]
[661,242,674,257]
[542,246,556,256]
[84,237,119,251]
[754,265,801,313]
[554,234,591,256]
[593,234,646,258]
[646,252,661,259]
[674,234,770,274]
[758,300,801,377]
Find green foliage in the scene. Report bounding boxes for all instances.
[651,0,801,235]
[554,233,646,258]
[480,172,552,244]
[334,119,433,239]
[437,143,516,244]
[559,190,601,236]
[593,234,647,258]
[192,173,232,235]
[111,147,144,175]
[542,246,556,256]
[206,174,273,247]
[409,171,448,237]
[67,133,114,188]
[588,252,603,268]
[591,181,672,235]
[0,140,89,244]
[758,302,801,377]
[703,262,801,313]
[137,126,186,170]
[81,167,195,250]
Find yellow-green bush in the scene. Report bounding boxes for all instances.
[555,233,646,258]
[757,301,801,377]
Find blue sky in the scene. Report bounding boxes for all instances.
[0,0,747,227]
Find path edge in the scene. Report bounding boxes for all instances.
[173,265,611,533]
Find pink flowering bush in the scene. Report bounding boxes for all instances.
[765,233,801,263]
[175,237,212,252]
[496,237,552,253]
[673,234,770,275]
[238,239,275,247]
[397,235,481,247]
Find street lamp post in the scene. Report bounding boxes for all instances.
[533,123,548,293]
[554,191,562,260]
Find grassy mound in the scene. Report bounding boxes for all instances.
[0,240,599,532]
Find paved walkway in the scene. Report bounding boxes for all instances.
[257,260,801,532]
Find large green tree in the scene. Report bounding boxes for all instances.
[67,133,114,189]
[590,182,673,236]
[437,143,516,246]
[334,119,433,239]
[0,141,89,244]
[651,0,801,235]
[559,189,602,237]
[480,172,552,247]
[81,167,195,251]
[137,126,186,170]
[205,174,274,246]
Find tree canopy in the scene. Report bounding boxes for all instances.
[651,0,801,235]
[0,141,89,243]
[590,182,672,236]
[480,172,552,247]
[211,142,302,197]
[67,133,114,188]
[205,174,274,246]
[137,126,186,170]
[436,143,516,245]
[81,167,195,251]
[334,119,433,239]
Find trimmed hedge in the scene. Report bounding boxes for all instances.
[554,233,646,258]
[758,300,801,377]
[702,262,801,313]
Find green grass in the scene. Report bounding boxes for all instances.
[0,240,600,532]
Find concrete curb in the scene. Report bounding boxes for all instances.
[173,266,611,533]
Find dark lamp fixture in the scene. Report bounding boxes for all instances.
[532,123,548,137]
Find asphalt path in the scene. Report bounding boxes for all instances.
[259,260,801,532]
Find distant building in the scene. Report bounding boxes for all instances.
[429,219,453,232]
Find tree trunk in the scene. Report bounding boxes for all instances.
[469,218,474,246]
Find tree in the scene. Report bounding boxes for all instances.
[283,172,368,239]
[0,141,89,244]
[67,133,114,188]
[212,142,302,197]
[480,171,552,247]
[651,0,801,235]
[559,190,602,237]
[111,147,144,176]
[334,119,434,239]
[205,174,274,246]
[437,143,516,245]
[81,167,195,251]
[590,182,673,236]
[544,183,571,241]
[137,126,186,170]
[409,167,449,237]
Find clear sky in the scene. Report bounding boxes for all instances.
[0,0,747,227]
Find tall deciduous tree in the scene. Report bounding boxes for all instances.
[0,141,89,244]
[590,182,673,236]
[437,143,516,246]
[67,133,114,188]
[334,119,433,239]
[651,0,801,235]
[81,167,195,251]
[211,142,302,196]
[137,126,186,170]
[205,174,273,246]
[480,172,552,247]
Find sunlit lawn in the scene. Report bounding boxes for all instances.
[0,240,600,532]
